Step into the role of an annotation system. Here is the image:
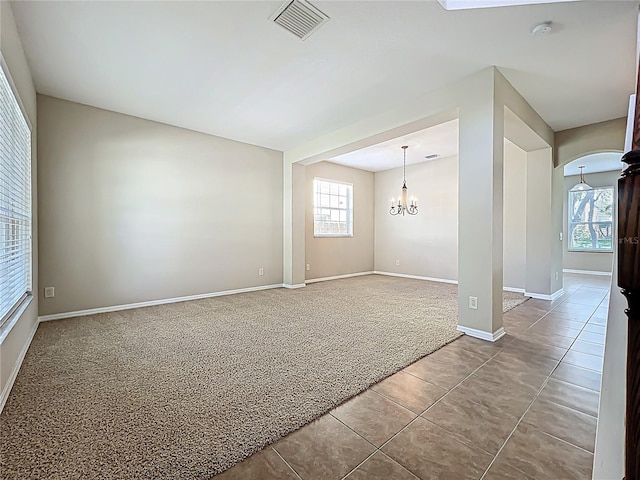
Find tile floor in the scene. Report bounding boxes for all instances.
[217,274,609,480]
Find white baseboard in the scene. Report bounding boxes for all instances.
[563,268,612,276]
[457,325,506,342]
[305,271,374,284]
[283,283,306,289]
[38,284,284,322]
[374,271,458,285]
[524,288,565,301]
[503,286,525,294]
[374,272,524,294]
[0,318,39,413]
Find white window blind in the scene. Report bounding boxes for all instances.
[0,63,32,328]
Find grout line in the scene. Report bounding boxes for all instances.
[534,428,596,455]
[374,345,507,455]
[479,280,606,479]
[271,446,303,480]
[339,450,378,480]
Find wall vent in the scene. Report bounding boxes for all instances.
[271,0,329,40]
[425,153,440,160]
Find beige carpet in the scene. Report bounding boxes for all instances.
[0,275,526,479]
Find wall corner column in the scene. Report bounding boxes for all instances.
[283,159,306,288]
[457,68,505,342]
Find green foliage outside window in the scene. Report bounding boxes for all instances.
[568,186,614,252]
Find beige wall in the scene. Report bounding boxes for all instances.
[372,143,526,288]
[305,161,374,280]
[554,118,625,168]
[0,1,39,408]
[37,95,283,316]
[374,156,458,280]
[503,140,527,290]
[563,170,620,273]
[283,161,306,287]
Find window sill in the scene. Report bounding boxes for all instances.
[314,235,354,239]
[0,295,34,345]
[567,249,614,254]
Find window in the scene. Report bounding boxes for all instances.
[568,186,614,252]
[313,178,353,237]
[0,62,32,329]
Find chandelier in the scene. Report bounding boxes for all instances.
[390,146,418,216]
[570,165,592,192]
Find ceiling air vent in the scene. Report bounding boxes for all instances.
[271,0,330,41]
[425,153,440,160]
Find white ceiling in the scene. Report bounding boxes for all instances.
[328,120,459,172]
[326,106,552,172]
[11,1,638,152]
[564,152,624,177]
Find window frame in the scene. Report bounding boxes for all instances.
[0,55,33,334]
[567,185,614,253]
[312,177,354,238]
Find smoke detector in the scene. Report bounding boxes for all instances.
[271,0,330,41]
[531,22,552,36]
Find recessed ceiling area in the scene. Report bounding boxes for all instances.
[564,152,624,177]
[326,107,550,172]
[10,0,638,152]
[327,120,458,172]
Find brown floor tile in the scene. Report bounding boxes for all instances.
[546,309,592,322]
[469,360,547,396]
[533,316,585,331]
[520,299,553,311]
[426,342,492,365]
[562,350,603,372]
[570,340,604,357]
[370,371,447,414]
[499,337,567,361]
[497,424,593,480]
[553,303,597,315]
[273,415,375,480]
[490,349,559,377]
[215,447,299,480]
[588,316,607,326]
[503,321,531,335]
[517,331,575,349]
[503,310,540,325]
[403,355,477,389]
[453,335,507,356]
[344,452,418,480]
[551,362,602,392]
[562,297,604,307]
[583,323,606,335]
[445,376,535,418]
[528,323,581,339]
[538,377,600,417]
[521,398,597,452]
[422,391,519,454]
[577,331,605,345]
[331,390,416,447]
[594,306,609,316]
[483,458,533,480]
[382,417,492,480]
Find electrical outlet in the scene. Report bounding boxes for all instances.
[306,263,310,271]
[559,232,563,241]
[469,296,478,310]
[395,259,400,266]
[555,271,559,281]
[258,268,264,276]
[44,287,55,298]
